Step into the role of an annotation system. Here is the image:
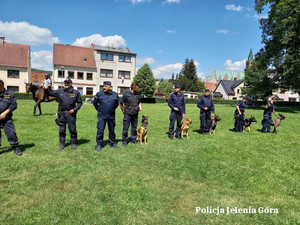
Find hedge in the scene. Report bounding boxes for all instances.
[10,93,300,107]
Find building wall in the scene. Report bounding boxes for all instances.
[53,66,98,95]
[215,83,229,99]
[0,65,29,92]
[273,90,299,102]
[94,50,136,94]
[229,83,244,100]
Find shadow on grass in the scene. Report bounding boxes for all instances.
[246,106,300,113]
[0,143,35,155]
[64,139,90,148]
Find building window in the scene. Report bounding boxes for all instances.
[100,69,113,78]
[87,73,93,80]
[58,70,65,78]
[118,71,131,79]
[101,53,114,61]
[117,86,130,94]
[77,87,83,95]
[86,87,93,95]
[7,70,19,78]
[119,55,131,62]
[7,86,19,92]
[237,89,240,94]
[77,72,84,80]
[68,71,74,79]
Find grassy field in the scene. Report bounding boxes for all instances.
[0,100,299,224]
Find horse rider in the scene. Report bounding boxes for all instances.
[234,96,251,132]
[197,88,215,134]
[40,73,52,102]
[0,79,22,155]
[120,83,142,146]
[49,79,82,150]
[262,95,280,133]
[168,84,186,139]
[93,81,119,151]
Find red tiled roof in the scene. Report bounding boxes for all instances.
[205,82,216,92]
[53,44,96,69]
[0,42,30,68]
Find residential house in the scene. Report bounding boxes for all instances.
[0,36,31,92]
[92,44,136,94]
[213,80,244,100]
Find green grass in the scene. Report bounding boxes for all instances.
[0,100,300,224]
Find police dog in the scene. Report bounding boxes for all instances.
[179,118,192,138]
[271,114,286,133]
[209,114,221,135]
[137,115,148,144]
[243,116,257,133]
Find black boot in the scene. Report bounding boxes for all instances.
[14,146,22,156]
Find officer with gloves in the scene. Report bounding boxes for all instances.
[168,84,186,139]
[197,89,215,134]
[0,79,22,155]
[50,79,82,150]
[93,81,119,151]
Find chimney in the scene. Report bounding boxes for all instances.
[0,36,4,44]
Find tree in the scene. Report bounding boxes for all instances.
[133,64,156,97]
[179,58,205,92]
[252,0,300,93]
[157,81,173,96]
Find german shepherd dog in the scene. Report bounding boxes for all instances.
[271,114,286,133]
[243,116,257,133]
[175,118,192,138]
[209,114,221,135]
[137,115,149,144]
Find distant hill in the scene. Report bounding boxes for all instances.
[31,68,52,75]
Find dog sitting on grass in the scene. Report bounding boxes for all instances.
[243,116,257,133]
[137,115,148,144]
[271,114,286,133]
[209,114,221,135]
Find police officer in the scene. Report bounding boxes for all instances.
[93,81,119,151]
[234,96,251,132]
[197,89,215,134]
[50,79,82,150]
[120,83,142,146]
[0,79,22,155]
[262,95,279,133]
[40,73,52,101]
[168,84,186,139]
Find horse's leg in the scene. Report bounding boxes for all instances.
[34,100,41,116]
[38,102,42,115]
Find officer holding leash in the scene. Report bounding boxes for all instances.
[197,89,215,134]
[93,81,119,151]
[234,96,251,132]
[262,95,279,133]
[0,79,22,155]
[168,84,186,139]
[50,79,82,150]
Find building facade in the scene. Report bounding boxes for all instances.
[0,36,31,92]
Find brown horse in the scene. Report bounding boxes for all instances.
[25,82,57,116]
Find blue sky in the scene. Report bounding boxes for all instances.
[0,0,268,79]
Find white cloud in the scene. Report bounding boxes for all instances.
[72,34,126,48]
[137,57,156,65]
[131,0,151,4]
[197,72,206,80]
[225,4,243,12]
[166,29,176,34]
[152,61,200,78]
[31,51,53,70]
[246,7,252,11]
[157,49,164,54]
[0,20,59,46]
[224,59,246,71]
[164,0,180,4]
[254,14,268,20]
[216,29,229,34]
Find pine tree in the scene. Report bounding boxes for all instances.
[133,64,156,97]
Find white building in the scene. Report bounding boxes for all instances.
[53,43,136,95]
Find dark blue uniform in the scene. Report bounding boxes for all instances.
[0,89,19,149]
[50,87,82,144]
[197,95,215,133]
[262,101,274,133]
[120,91,141,144]
[168,92,186,138]
[234,100,246,132]
[93,90,119,146]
